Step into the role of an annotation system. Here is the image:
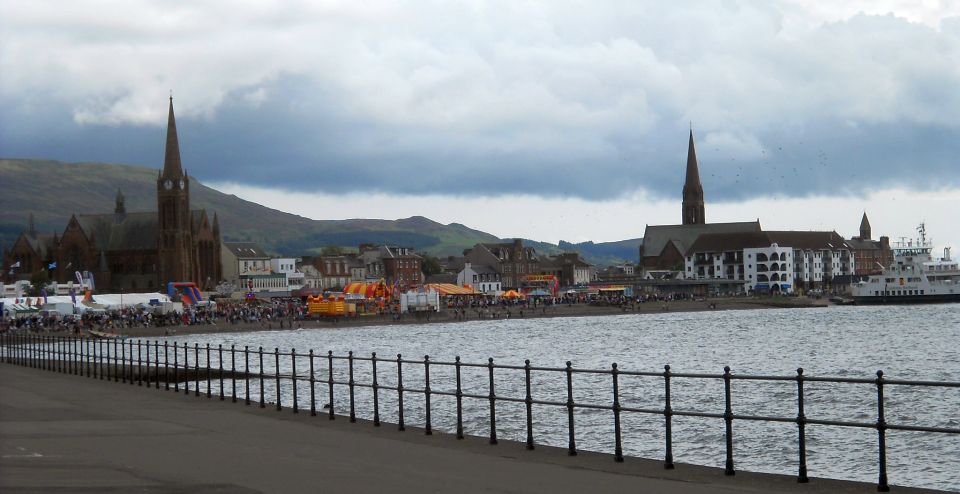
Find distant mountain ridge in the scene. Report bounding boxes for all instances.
[0,159,639,265]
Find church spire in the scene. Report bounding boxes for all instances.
[162,96,184,179]
[859,212,871,240]
[681,128,706,225]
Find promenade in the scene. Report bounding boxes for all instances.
[0,364,941,494]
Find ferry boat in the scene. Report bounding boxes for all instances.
[853,224,960,304]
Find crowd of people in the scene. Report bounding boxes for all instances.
[0,298,311,334]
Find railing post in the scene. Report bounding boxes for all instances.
[194,343,200,397]
[244,346,250,405]
[274,348,281,411]
[154,341,161,389]
[139,340,147,386]
[291,348,298,413]
[455,356,464,439]
[173,342,179,392]
[97,339,103,379]
[164,342,170,391]
[183,342,190,395]
[876,370,890,492]
[566,361,577,456]
[217,343,223,401]
[663,364,675,469]
[524,359,534,450]
[424,355,432,435]
[231,345,236,402]
[371,352,380,426]
[85,337,91,378]
[723,365,735,476]
[116,337,123,383]
[348,351,356,422]
[113,338,121,381]
[488,357,498,445]
[206,344,212,399]
[309,350,316,416]
[327,350,335,420]
[258,346,265,408]
[397,354,405,431]
[796,368,809,483]
[128,340,135,385]
[145,338,151,387]
[612,363,623,462]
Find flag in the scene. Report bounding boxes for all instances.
[48,262,57,269]
[41,288,48,304]
[10,261,20,268]
[70,288,77,305]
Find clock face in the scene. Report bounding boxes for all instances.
[179,179,185,189]
[163,179,173,190]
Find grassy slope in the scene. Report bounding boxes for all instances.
[0,159,639,263]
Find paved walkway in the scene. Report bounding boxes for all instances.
[0,364,938,493]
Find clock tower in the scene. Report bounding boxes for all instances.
[157,96,194,285]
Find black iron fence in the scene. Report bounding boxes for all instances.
[2,332,959,492]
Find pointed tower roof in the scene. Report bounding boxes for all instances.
[162,96,184,179]
[860,212,870,231]
[28,213,36,238]
[212,212,220,236]
[683,129,702,193]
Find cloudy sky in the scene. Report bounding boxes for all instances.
[1,1,958,252]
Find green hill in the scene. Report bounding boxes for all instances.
[0,159,639,265]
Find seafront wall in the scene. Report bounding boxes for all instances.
[2,332,958,491]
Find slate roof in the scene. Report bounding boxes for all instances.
[683,230,854,255]
[641,221,762,259]
[76,212,159,251]
[846,238,881,251]
[684,231,775,256]
[466,264,499,275]
[223,242,270,259]
[765,231,852,250]
[24,233,58,258]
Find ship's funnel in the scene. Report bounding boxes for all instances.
[945,247,952,262]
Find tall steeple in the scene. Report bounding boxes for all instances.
[681,129,706,225]
[162,96,184,180]
[157,96,193,285]
[859,212,871,240]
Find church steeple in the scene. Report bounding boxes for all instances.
[162,96,184,180]
[157,96,193,285]
[681,129,706,225]
[859,212,871,240]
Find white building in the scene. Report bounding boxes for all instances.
[457,263,502,294]
[684,231,855,294]
[271,258,305,291]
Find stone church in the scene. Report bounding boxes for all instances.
[2,98,222,293]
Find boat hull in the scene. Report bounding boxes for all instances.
[853,293,960,305]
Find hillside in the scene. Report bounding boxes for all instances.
[0,159,639,264]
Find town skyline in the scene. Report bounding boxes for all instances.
[1,1,958,252]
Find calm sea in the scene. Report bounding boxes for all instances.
[169,304,960,491]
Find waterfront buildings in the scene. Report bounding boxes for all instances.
[463,239,539,290]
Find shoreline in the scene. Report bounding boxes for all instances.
[115,297,831,338]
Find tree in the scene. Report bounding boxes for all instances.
[27,269,50,296]
[421,255,443,277]
[320,245,343,256]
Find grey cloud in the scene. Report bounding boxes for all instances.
[2,2,960,202]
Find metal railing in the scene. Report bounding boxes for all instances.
[2,332,958,492]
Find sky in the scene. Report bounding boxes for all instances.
[1,1,958,253]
